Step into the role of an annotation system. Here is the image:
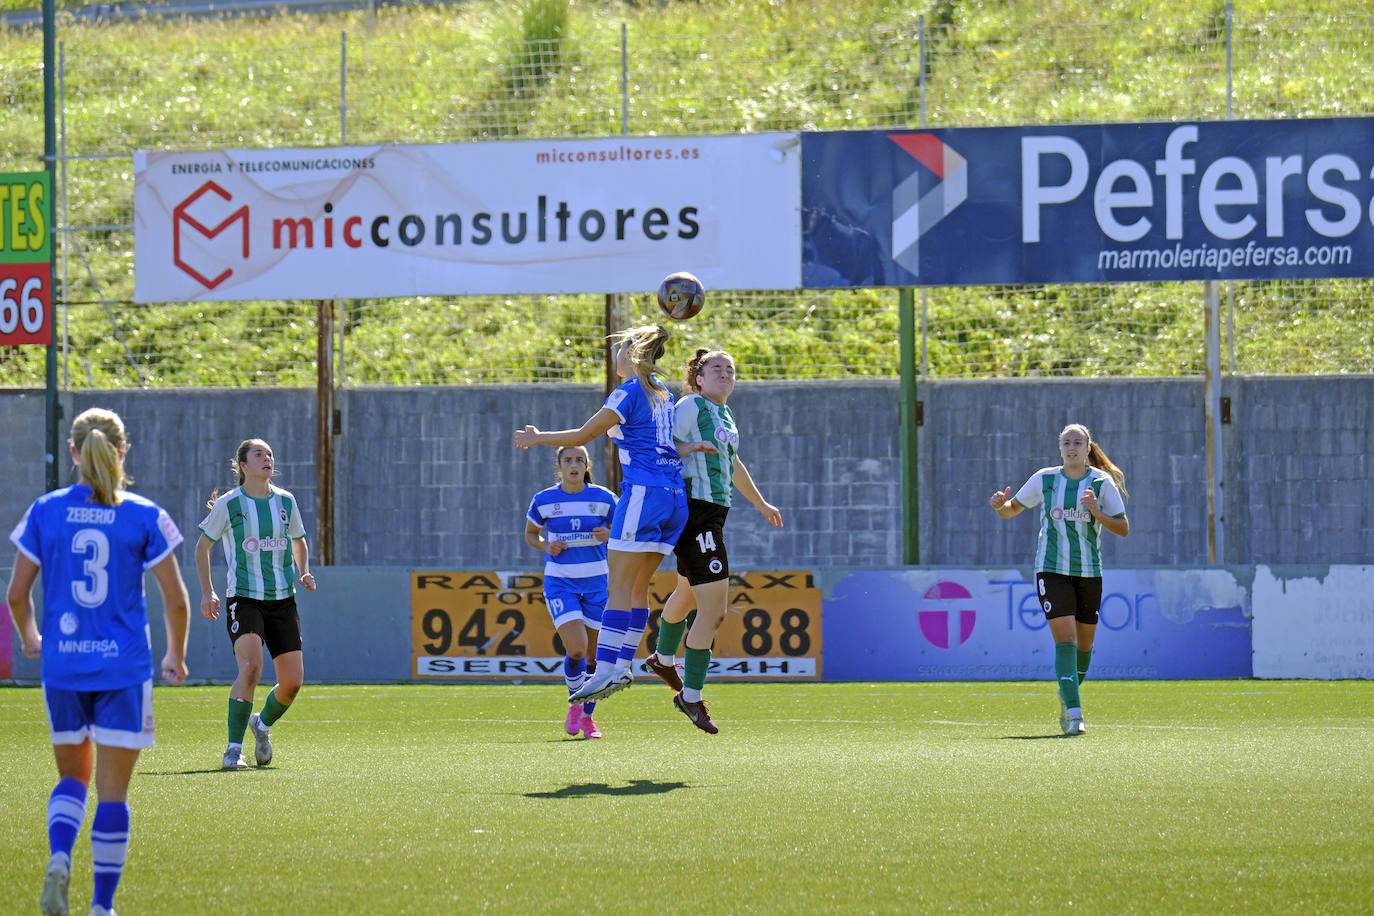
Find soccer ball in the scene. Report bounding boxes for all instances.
[656,271,705,321]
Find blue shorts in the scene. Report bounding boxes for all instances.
[609,484,687,555]
[43,680,155,750]
[544,580,607,629]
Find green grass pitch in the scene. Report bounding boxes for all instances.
[1,680,1370,914]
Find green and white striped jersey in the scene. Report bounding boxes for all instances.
[199,485,307,600]
[1013,466,1126,577]
[673,394,740,506]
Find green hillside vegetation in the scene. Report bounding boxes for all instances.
[1,0,1371,387]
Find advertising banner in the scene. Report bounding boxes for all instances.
[134,134,801,301]
[411,569,821,681]
[821,568,1251,680]
[0,171,52,346]
[803,118,1374,286]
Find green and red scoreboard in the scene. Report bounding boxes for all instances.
[1,172,53,346]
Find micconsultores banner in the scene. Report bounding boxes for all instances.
[803,117,1374,286]
[134,134,801,302]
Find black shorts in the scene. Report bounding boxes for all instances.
[1035,572,1102,624]
[674,499,730,586]
[225,595,303,657]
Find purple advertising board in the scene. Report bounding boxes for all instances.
[802,118,1374,286]
[821,569,1252,680]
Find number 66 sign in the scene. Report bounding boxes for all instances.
[1,172,53,347]
[410,570,823,681]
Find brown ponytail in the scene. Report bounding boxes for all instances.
[683,347,733,393]
[206,438,274,508]
[1063,423,1128,500]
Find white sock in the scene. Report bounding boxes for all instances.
[682,687,702,703]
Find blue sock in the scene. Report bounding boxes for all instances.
[563,655,586,696]
[596,610,629,668]
[582,700,597,716]
[617,607,650,667]
[48,778,87,859]
[91,801,130,911]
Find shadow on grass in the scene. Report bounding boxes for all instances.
[999,734,1073,741]
[141,767,274,776]
[524,779,690,799]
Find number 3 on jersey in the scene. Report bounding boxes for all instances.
[70,527,110,608]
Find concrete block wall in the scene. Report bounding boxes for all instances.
[928,377,1211,568]
[3,376,1372,587]
[1229,376,1374,565]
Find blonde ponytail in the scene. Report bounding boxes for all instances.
[69,408,131,506]
[612,325,671,402]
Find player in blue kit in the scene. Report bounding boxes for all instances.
[7,407,191,916]
[515,324,717,705]
[525,444,617,738]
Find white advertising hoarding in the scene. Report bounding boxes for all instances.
[134,134,801,302]
[1251,565,1374,678]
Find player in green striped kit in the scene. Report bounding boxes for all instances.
[990,423,1129,736]
[645,348,783,733]
[195,439,317,769]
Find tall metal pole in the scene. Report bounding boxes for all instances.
[316,299,335,566]
[1204,3,1234,564]
[603,24,628,491]
[896,15,928,565]
[899,288,919,564]
[1204,281,1224,564]
[620,24,629,137]
[43,0,59,491]
[340,31,348,144]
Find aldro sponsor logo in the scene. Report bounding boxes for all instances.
[171,181,700,291]
[242,536,289,553]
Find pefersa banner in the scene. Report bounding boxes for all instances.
[803,117,1374,286]
[134,135,801,302]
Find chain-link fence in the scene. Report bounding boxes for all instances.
[1,5,1371,387]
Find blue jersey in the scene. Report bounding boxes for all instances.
[9,484,183,690]
[604,376,684,487]
[527,483,616,588]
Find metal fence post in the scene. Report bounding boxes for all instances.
[58,40,68,391]
[341,31,348,145]
[900,288,919,564]
[43,0,59,490]
[621,23,629,137]
[1204,281,1225,564]
[1225,1,1233,119]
